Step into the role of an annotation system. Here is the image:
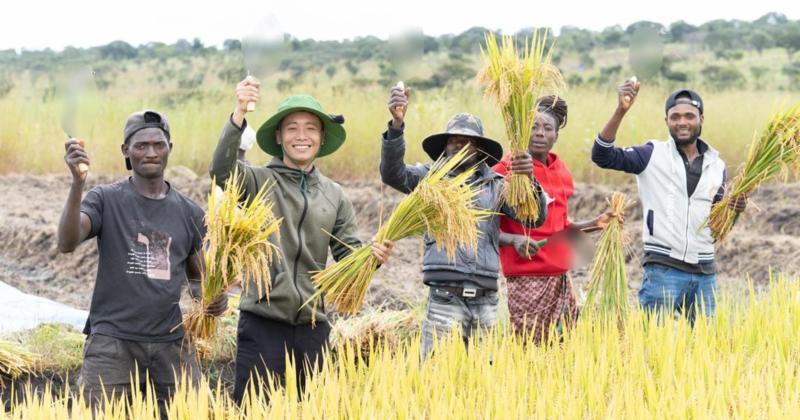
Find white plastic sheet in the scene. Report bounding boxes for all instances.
[0,281,88,335]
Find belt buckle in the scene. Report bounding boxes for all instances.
[462,288,477,298]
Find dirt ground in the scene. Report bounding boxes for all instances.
[1,167,798,313]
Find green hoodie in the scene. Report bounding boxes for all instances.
[210,117,361,325]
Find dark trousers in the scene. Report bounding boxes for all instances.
[232,311,331,404]
[78,333,200,419]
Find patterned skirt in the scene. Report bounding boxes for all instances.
[506,274,578,344]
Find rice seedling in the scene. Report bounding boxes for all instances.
[307,147,493,318]
[0,340,38,382]
[183,170,283,343]
[585,192,633,319]
[479,31,565,223]
[708,102,800,242]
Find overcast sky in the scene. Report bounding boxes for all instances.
[2,0,798,51]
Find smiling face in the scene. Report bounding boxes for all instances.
[666,103,703,146]
[276,111,323,168]
[122,127,171,178]
[528,111,558,158]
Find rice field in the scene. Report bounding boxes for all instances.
[2,78,799,184]
[4,275,800,418]
[3,38,800,419]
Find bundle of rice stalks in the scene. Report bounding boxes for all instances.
[0,340,37,382]
[708,103,800,242]
[307,148,492,319]
[184,171,282,342]
[330,308,421,359]
[479,31,565,223]
[585,192,633,320]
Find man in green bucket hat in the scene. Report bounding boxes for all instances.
[210,77,395,403]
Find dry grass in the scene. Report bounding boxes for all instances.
[0,340,38,383]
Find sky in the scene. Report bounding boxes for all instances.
[2,0,799,51]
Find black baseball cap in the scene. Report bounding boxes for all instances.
[124,110,171,144]
[665,89,703,115]
[123,110,171,170]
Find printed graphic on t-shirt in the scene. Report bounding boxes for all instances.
[126,231,172,280]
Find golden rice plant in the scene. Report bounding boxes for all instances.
[708,103,800,242]
[307,148,493,318]
[585,192,633,320]
[479,31,565,223]
[183,170,282,343]
[0,340,37,383]
[7,275,800,418]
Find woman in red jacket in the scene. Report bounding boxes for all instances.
[494,96,616,344]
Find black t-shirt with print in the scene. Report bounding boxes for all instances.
[80,178,205,342]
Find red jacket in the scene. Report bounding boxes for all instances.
[493,152,574,276]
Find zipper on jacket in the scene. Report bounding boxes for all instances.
[682,202,691,260]
[682,156,704,261]
[292,185,309,323]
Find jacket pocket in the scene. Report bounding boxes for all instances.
[646,209,655,236]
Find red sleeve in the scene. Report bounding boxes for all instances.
[492,155,510,177]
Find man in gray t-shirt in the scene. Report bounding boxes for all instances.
[58,110,226,416]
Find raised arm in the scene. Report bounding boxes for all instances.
[209,77,262,200]
[379,84,430,194]
[599,78,639,142]
[591,79,654,175]
[58,138,93,252]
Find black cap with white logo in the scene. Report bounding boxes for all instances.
[665,89,703,115]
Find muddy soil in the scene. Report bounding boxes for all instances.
[1,168,798,313]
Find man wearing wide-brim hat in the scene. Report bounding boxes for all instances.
[381,85,547,358]
[210,77,394,403]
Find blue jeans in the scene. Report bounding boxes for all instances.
[421,287,499,359]
[638,263,716,323]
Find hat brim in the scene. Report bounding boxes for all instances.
[421,133,503,167]
[256,107,346,158]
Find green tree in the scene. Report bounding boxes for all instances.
[701,65,745,90]
[345,60,359,76]
[777,23,800,57]
[598,25,626,49]
[748,30,773,54]
[223,39,242,51]
[782,61,800,89]
[325,65,337,79]
[750,66,769,89]
[99,41,138,60]
[669,20,697,42]
[560,26,595,53]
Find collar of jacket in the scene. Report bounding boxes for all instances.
[666,137,720,168]
[265,156,321,190]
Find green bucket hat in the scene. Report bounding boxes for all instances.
[256,95,346,158]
